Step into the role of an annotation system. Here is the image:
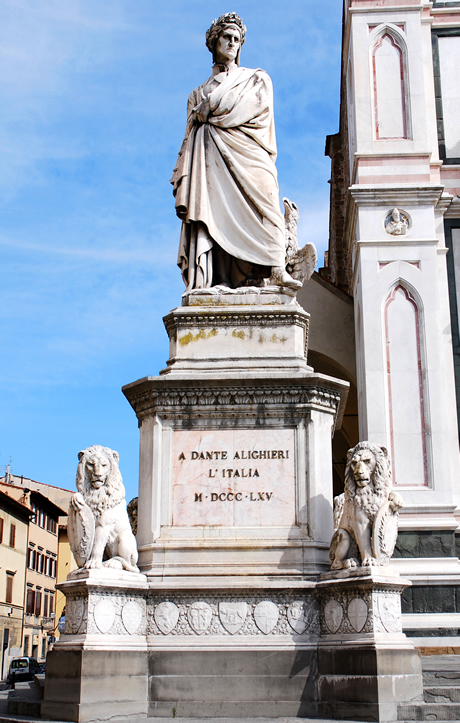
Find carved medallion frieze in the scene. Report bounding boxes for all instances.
[154,601,180,635]
[65,597,86,635]
[324,599,343,634]
[347,597,368,633]
[121,600,143,635]
[187,602,213,634]
[377,593,401,633]
[93,599,116,634]
[287,600,311,634]
[218,602,247,634]
[254,601,279,634]
[147,592,319,638]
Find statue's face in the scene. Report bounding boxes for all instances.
[215,25,241,64]
[392,209,400,222]
[350,450,376,487]
[86,454,110,489]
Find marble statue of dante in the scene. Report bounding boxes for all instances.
[171,12,299,291]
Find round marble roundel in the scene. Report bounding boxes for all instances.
[93,599,115,634]
[121,600,143,635]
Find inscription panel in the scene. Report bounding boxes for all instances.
[172,428,296,527]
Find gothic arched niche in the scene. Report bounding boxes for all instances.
[384,283,429,486]
[372,29,410,140]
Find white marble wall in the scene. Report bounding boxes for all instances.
[346,8,439,181]
[343,0,460,519]
[438,36,460,159]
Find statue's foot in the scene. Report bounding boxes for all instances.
[270,267,302,290]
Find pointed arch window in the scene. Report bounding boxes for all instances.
[372,31,409,140]
[384,284,429,486]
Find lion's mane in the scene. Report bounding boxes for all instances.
[344,441,392,521]
[76,445,125,519]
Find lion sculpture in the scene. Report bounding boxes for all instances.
[68,445,139,573]
[329,441,404,570]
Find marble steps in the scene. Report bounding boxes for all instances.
[6,680,42,718]
[398,656,460,720]
[398,701,460,720]
[424,685,460,702]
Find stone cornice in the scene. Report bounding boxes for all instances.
[349,185,444,207]
[163,307,310,337]
[124,381,347,433]
[344,185,445,257]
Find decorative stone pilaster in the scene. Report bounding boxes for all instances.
[55,568,148,651]
[316,568,423,722]
[317,567,407,641]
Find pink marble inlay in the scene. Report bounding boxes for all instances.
[172,428,296,527]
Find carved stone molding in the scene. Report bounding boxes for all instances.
[127,385,342,423]
[163,309,310,336]
[64,591,147,637]
[146,592,320,638]
[318,580,404,637]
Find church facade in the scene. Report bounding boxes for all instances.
[300,0,460,646]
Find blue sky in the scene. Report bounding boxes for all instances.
[1,0,342,501]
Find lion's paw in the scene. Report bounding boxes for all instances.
[344,558,359,568]
[70,493,86,511]
[103,558,123,570]
[361,555,379,567]
[85,559,102,570]
[389,491,404,512]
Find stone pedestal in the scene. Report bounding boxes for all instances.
[43,288,420,720]
[316,568,423,722]
[41,570,149,723]
[122,290,349,581]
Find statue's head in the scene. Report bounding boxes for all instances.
[75,445,125,515]
[349,447,377,488]
[345,441,391,496]
[391,208,401,222]
[206,12,246,65]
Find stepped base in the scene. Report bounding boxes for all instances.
[397,655,460,721]
[148,650,319,719]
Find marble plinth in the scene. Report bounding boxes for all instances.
[161,300,311,376]
[54,569,148,651]
[122,290,349,580]
[44,288,421,721]
[316,568,423,722]
[43,569,423,721]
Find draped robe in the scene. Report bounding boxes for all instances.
[171,66,286,290]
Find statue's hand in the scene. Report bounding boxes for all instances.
[193,99,210,124]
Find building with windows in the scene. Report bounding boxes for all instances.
[22,491,65,661]
[0,488,31,679]
[1,483,66,662]
[300,0,460,644]
[0,475,75,649]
